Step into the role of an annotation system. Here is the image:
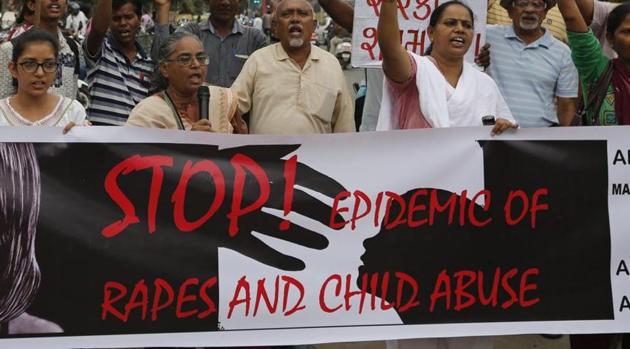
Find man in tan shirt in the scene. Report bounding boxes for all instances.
[231,0,355,135]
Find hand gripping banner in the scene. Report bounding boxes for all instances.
[0,126,629,348]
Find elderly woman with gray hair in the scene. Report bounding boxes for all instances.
[127,32,247,133]
[0,143,62,335]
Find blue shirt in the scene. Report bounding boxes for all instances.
[486,25,578,127]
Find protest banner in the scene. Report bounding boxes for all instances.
[0,126,629,348]
[351,0,487,67]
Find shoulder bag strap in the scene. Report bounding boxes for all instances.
[586,61,614,125]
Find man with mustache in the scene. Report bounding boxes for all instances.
[484,0,579,127]
[230,0,355,134]
[84,0,155,125]
[487,0,568,43]
[0,0,79,99]
[152,0,267,88]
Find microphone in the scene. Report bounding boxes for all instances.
[197,86,210,120]
[482,115,496,126]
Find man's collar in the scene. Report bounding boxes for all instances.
[107,34,149,60]
[506,25,553,48]
[273,42,321,61]
[206,19,243,35]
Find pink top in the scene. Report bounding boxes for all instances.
[385,55,431,129]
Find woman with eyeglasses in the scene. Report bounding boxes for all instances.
[0,29,87,132]
[127,32,247,133]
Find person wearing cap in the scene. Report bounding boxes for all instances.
[65,2,87,39]
[487,0,568,43]
[484,0,578,127]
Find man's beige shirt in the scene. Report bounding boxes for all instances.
[231,43,355,135]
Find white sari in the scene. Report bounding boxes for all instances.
[377,52,514,130]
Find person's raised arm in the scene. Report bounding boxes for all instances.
[318,0,354,32]
[557,0,589,33]
[378,0,412,83]
[151,0,172,61]
[155,0,170,26]
[575,0,595,25]
[85,0,112,57]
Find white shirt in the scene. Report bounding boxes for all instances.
[253,17,263,31]
[0,96,87,127]
[65,11,88,36]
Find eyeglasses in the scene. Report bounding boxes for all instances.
[18,60,58,73]
[165,53,210,66]
[512,0,547,9]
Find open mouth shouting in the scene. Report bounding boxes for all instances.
[450,36,466,48]
[189,72,203,83]
[288,24,304,38]
[117,29,133,41]
[47,2,62,15]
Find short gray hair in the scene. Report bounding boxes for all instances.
[152,31,203,92]
[272,0,315,21]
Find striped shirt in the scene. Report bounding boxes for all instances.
[84,35,154,125]
[486,25,578,128]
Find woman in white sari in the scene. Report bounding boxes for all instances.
[377,1,516,348]
[377,0,517,134]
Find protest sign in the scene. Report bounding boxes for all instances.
[1,126,629,348]
[352,0,487,68]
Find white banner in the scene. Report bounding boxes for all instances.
[0,126,629,348]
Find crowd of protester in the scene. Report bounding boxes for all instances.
[0,0,628,347]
